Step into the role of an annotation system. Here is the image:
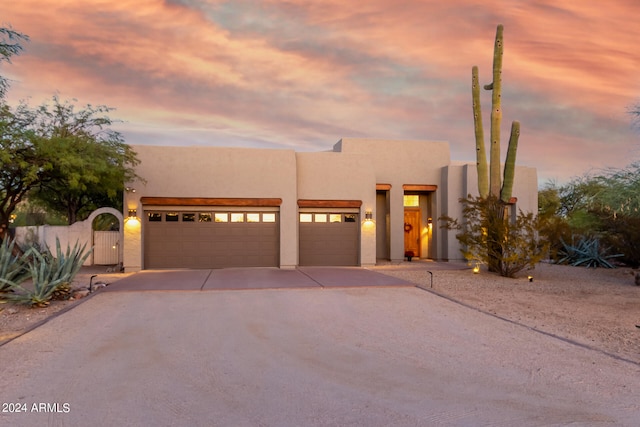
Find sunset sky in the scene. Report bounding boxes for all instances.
[2,0,639,185]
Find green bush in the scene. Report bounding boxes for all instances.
[598,214,640,268]
[441,195,548,278]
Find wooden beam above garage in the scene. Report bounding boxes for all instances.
[140,197,282,207]
[376,183,392,190]
[297,199,362,208]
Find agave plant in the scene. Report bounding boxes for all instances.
[6,238,92,307]
[45,239,92,300]
[6,250,66,307]
[557,237,623,269]
[0,238,31,293]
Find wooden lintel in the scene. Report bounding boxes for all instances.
[376,183,392,191]
[297,199,362,208]
[402,184,438,192]
[140,197,282,207]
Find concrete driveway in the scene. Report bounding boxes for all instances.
[0,271,638,426]
[103,267,416,291]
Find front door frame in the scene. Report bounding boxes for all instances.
[403,208,421,258]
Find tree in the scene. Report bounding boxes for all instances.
[0,26,140,236]
[538,163,640,267]
[537,182,571,261]
[0,26,29,99]
[0,101,47,240]
[29,96,140,224]
[1,97,141,239]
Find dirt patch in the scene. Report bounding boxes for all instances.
[374,261,640,364]
[0,267,133,344]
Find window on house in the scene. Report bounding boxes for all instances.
[344,214,357,222]
[231,213,244,222]
[148,213,162,222]
[199,213,212,222]
[166,213,179,222]
[403,195,419,207]
[182,213,195,222]
[300,213,312,223]
[247,213,260,223]
[330,214,342,223]
[314,213,327,223]
[214,213,228,222]
[263,213,276,223]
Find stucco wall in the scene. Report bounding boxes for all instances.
[13,207,123,266]
[123,141,538,268]
[124,145,298,270]
[296,152,377,266]
[335,138,451,262]
[441,162,539,261]
[461,163,538,213]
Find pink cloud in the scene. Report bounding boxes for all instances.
[2,0,639,184]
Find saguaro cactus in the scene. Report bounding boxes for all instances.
[472,24,520,204]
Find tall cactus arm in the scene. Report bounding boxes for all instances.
[488,24,504,198]
[500,120,520,203]
[472,66,489,198]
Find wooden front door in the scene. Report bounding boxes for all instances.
[404,209,421,258]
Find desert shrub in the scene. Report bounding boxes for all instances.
[597,214,640,268]
[538,213,572,262]
[441,195,548,278]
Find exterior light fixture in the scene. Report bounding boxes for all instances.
[365,210,373,221]
[128,209,137,218]
[473,263,480,274]
[427,217,433,225]
[125,187,136,193]
[528,275,533,282]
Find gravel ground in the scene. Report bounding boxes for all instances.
[0,266,133,345]
[1,284,638,426]
[372,260,640,365]
[2,261,639,366]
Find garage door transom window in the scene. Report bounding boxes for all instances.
[298,213,356,223]
[148,212,276,223]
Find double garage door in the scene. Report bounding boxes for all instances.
[144,210,279,269]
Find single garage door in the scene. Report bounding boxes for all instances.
[299,212,359,266]
[144,210,279,269]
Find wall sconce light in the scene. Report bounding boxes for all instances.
[128,209,137,218]
[125,187,136,193]
[365,210,373,221]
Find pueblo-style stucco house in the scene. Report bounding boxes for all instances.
[122,138,537,271]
